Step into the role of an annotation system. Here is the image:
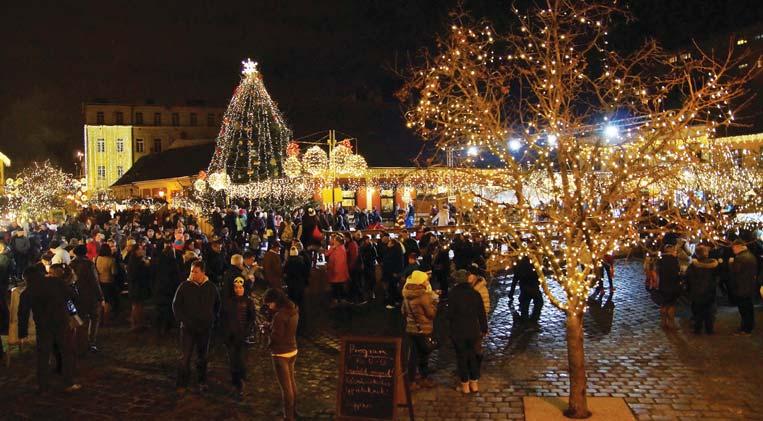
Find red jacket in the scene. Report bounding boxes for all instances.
[346,240,360,271]
[326,244,350,284]
[86,241,100,260]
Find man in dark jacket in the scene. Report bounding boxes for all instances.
[0,242,12,347]
[510,256,544,327]
[173,260,221,394]
[729,240,758,335]
[23,264,80,392]
[70,245,104,353]
[153,245,181,335]
[447,270,488,393]
[204,240,227,288]
[685,245,719,334]
[283,247,308,334]
[382,237,405,309]
[221,278,255,398]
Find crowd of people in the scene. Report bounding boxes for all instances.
[2,201,761,419]
[0,201,494,419]
[645,232,762,335]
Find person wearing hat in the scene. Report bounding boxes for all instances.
[468,263,490,317]
[401,270,437,389]
[263,242,284,290]
[448,269,487,394]
[221,274,255,399]
[729,239,758,335]
[70,245,104,353]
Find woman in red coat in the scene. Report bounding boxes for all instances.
[326,234,349,307]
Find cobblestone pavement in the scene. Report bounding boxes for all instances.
[1,260,762,420]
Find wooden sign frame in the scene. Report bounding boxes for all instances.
[336,335,414,421]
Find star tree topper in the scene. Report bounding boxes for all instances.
[242,58,258,75]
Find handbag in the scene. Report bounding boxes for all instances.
[404,299,440,353]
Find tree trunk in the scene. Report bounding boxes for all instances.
[564,310,591,418]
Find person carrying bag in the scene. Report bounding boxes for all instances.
[401,270,438,389]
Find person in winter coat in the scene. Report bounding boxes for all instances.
[657,244,682,330]
[221,278,255,399]
[344,232,362,303]
[223,254,248,300]
[381,236,405,309]
[263,288,299,421]
[173,260,220,394]
[70,246,104,353]
[468,264,490,316]
[127,245,151,331]
[684,245,719,334]
[23,264,80,392]
[401,270,437,389]
[283,246,309,334]
[448,270,488,394]
[0,243,12,345]
[152,245,181,335]
[297,208,321,266]
[432,240,451,297]
[263,242,283,290]
[95,243,118,324]
[509,256,544,326]
[204,241,227,288]
[729,239,758,335]
[326,235,350,306]
[10,230,31,279]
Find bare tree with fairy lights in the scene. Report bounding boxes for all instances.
[399,0,757,417]
[201,59,311,210]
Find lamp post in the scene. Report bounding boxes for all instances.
[74,150,84,178]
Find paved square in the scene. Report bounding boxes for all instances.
[1,260,762,420]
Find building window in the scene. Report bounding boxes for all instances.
[341,190,356,208]
[116,138,124,153]
[380,188,395,214]
[207,113,215,126]
[680,53,692,60]
[117,166,124,177]
[96,111,104,125]
[154,112,161,125]
[733,149,744,166]
[153,139,162,153]
[136,138,144,153]
[97,166,106,179]
[96,139,105,153]
[171,113,179,126]
[668,56,678,64]
[737,38,748,45]
[190,112,197,126]
[739,63,749,70]
[114,111,124,125]
[135,112,143,125]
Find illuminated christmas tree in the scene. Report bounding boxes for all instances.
[205,59,309,207]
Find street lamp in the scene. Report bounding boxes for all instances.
[603,124,619,141]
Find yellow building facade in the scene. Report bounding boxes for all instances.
[0,152,10,191]
[83,102,224,191]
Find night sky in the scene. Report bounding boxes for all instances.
[1,0,762,172]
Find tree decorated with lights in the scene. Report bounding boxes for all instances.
[204,59,310,209]
[400,1,756,417]
[1,161,85,221]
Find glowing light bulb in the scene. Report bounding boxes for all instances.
[547,134,558,146]
[467,146,479,156]
[509,139,522,151]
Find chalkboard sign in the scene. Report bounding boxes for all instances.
[337,336,406,420]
